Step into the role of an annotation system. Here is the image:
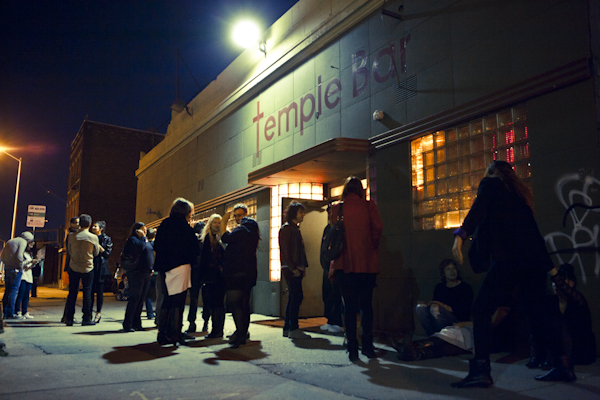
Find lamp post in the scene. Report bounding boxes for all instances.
[0,149,22,239]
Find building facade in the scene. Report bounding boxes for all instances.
[137,0,600,348]
[66,120,163,282]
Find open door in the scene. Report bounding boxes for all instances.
[280,198,329,318]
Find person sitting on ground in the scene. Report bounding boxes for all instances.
[416,259,473,336]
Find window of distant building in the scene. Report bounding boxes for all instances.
[411,105,530,231]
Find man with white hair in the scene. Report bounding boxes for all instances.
[1,232,38,319]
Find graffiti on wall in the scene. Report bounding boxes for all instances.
[544,169,600,284]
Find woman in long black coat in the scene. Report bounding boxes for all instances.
[122,222,151,332]
[451,160,574,388]
[153,198,199,345]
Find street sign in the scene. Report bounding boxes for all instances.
[26,205,46,228]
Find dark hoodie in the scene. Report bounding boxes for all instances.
[221,217,259,290]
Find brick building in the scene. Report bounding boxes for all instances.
[65,120,163,282]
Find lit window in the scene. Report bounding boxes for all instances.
[269,183,323,281]
[411,106,531,231]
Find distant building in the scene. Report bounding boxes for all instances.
[65,120,163,283]
[136,0,600,352]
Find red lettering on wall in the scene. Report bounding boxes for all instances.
[352,50,369,97]
[253,101,264,156]
[317,75,322,116]
[325,79,341,109]
[373,44,396,83]
[300,93,315,135]
[264,115,276,141]
[278,103,298,136]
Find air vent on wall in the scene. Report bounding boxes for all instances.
[394,76,418,103]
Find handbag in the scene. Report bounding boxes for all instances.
[320,202,345,265]
[468,222,491,274]
[120,251,140,272]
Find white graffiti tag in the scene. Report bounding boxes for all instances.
[544,170,600,284]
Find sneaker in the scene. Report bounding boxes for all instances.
[23,313,33,319]
[320,323,332,331]
[328,325,344,333]
[288,329,311,339]
[283,329,290,337]
[15,312,23,319]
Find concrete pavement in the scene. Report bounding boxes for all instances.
[0,287,598,399]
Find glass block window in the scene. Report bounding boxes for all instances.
[411,105,530,231]
[269,183,324,282]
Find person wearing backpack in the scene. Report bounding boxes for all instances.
[329,177,383,362]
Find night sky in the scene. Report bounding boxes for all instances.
[0,0,298,242]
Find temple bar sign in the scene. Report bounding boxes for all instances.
[26,205,46,228]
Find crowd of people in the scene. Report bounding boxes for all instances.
[0,168,596,388]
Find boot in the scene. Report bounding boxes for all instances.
[157,307,173,345]
[451,359,493,388]
[207,308,224,338]
[348,340,359,362]
[535,356,576,382]
[361,333,377,358]
[526,340,547,369]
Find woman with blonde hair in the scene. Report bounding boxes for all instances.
[199,214,226,338]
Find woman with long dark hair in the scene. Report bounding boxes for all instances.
[122,222,152,332]
[451,160,575,388]
[153,198,199,345]
[329,176,383,362]
[90,221,113,323]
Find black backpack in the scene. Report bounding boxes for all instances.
[320,202,345,266]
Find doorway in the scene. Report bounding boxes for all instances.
[279,198,329,318]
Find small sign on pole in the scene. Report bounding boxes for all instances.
[26,205,46,228]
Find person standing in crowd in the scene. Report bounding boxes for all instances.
[153,198,199,345]
[320,207,344,334]
[144,228,157,321]
[90,221,113,324]
[122,223,152,332]
[200,215,226,338]
[0,232,37,319]
[416,259,473,336]
[65,214,101,326]
[329,177,383,362]
[61,217,80,323]
[1,232,38,319]
[186,221,206,334]
[451,160,575,388]
[221,204,260,348]
[279,201,311,339]
[30,246,43,298]
[14,242,37,319]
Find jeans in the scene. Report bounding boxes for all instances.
[323,269,343,327]
[145,274,156,318]
[282,268,303,331]
[187,272,202,324]
[91,268,104,313]
[416,303,459,336]
[65,269,94,323]
[336,271,376,350]
[123,271,151,329]
[15,280,33,314]
[3,269,23,318]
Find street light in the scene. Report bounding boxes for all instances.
[0,148,22,239]
[232,20,267,57]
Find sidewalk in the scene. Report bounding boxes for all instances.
[0,287,598,400]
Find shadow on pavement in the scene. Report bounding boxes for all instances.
[203,341,269,365]
[102,342,178,364]
[360,358,542,399]
[4,321,59,327]
[290,337,345,351]
[74,327,158,336]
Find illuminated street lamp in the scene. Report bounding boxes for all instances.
[0,148,22,239]
[232,20,266,57]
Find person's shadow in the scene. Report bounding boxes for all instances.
[202,340,269,365]
[102,342,178,364]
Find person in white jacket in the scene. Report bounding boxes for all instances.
[15,245,36,319]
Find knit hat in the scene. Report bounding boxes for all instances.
[20,231,34,242]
